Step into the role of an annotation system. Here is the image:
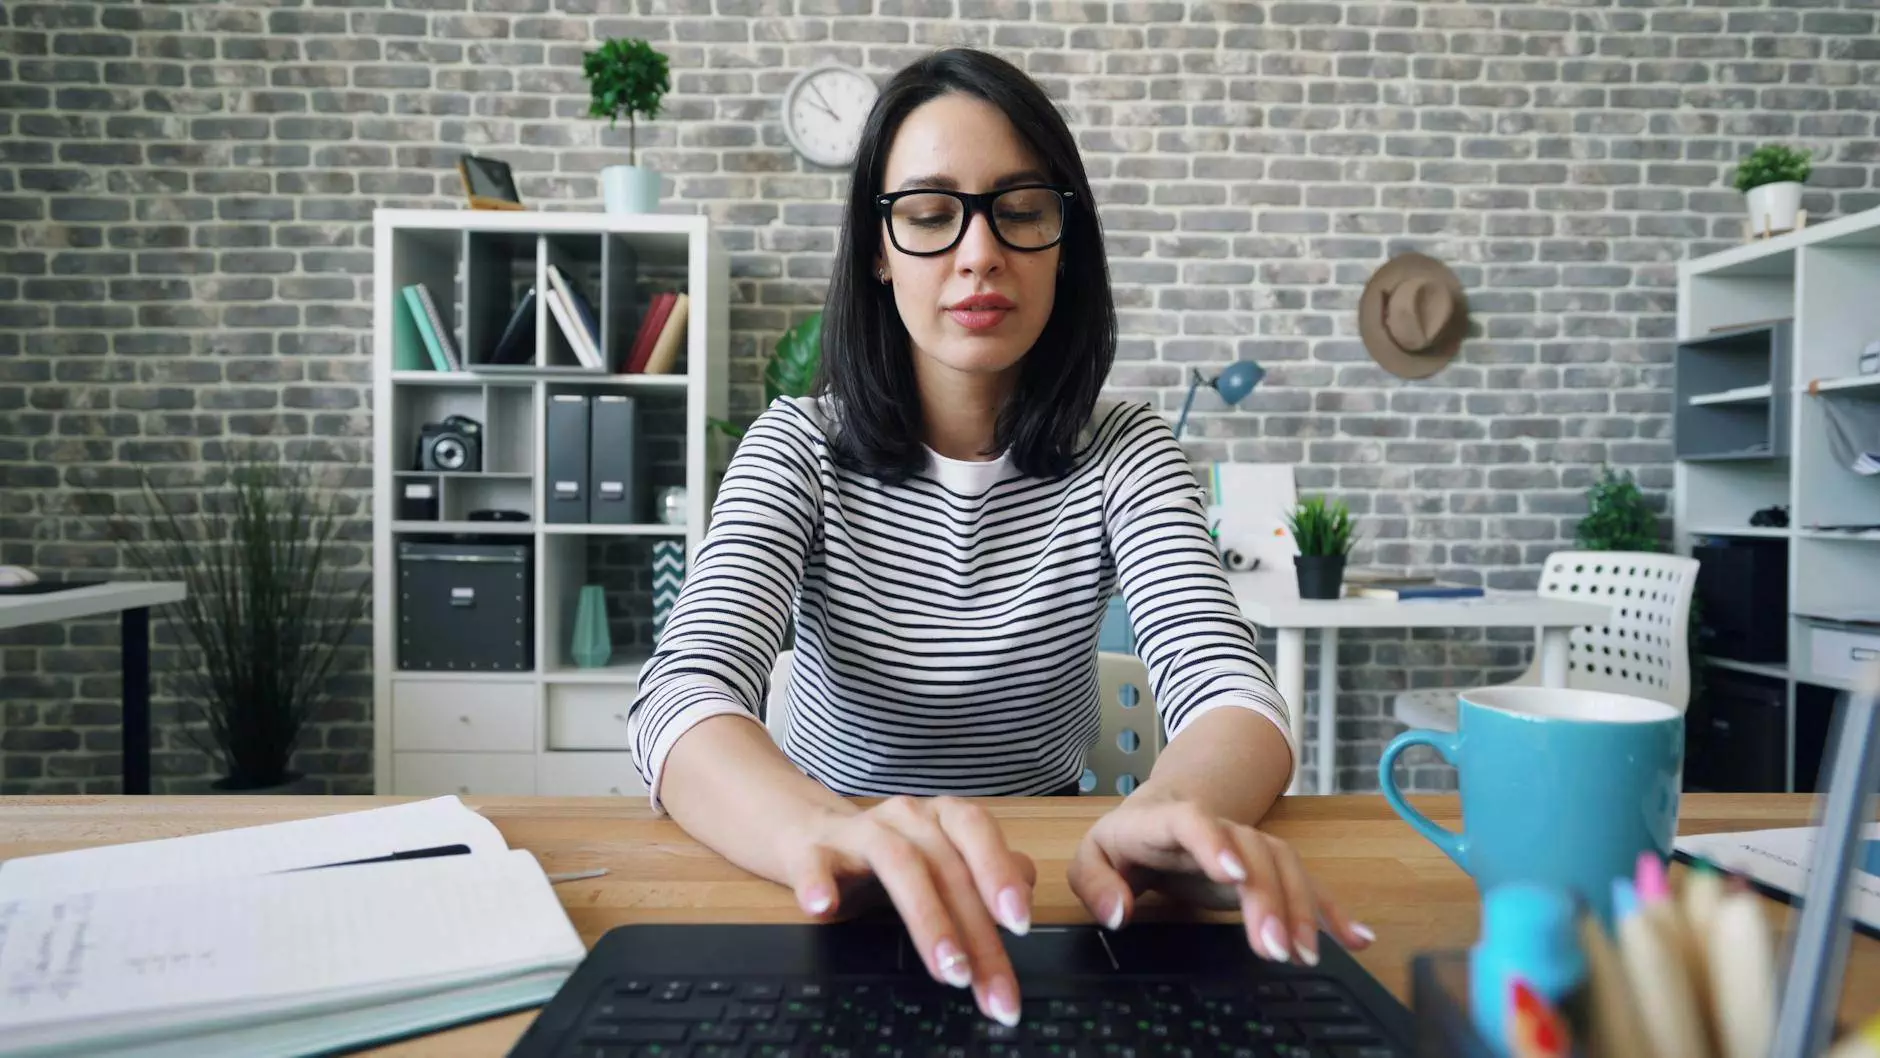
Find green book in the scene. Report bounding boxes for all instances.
[401,286,452,373]
[392,288,431,372]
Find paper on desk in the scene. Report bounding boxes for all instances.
[1676,823,1880,932]
[0,796,508,900]
[0,847,584,1054]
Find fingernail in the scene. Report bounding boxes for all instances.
[1295,936,1320,967]
[988,978,1021,1027]
[1103,896,1125,932]
[997,886,1031,936]
[935,940,973,988]
[803,887,833,915]
[1352,922,1377,945]
[1260,917,1292,963]
[1218,851,1248,883]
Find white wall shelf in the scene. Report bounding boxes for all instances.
[371,209,730,800]
[1676,204,1880,794]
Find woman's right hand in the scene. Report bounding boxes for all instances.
[782,795,1037,1027]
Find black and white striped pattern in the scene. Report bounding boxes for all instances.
[628,396,1294,806]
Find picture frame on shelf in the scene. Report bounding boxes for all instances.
[458,154,525,212]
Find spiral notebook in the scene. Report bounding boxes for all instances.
[0,798,585,1058]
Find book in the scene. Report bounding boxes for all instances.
[400,286,451,373]
[0,797,586,1057]
[1674,823,1880,938]
[1341,569,1437,588]
[486,286,536,367]
[1348,584,1485,600]
[392,290,431,372]
[545,264,602,369]
[642,292,689,375]
[625,292,677,375]
[543,287,601,371]
[405,284,461,372]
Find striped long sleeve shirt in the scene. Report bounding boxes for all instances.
[626,395,1295,808]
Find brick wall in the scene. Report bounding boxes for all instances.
[2,0,1878,794]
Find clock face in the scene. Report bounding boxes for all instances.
[784,64,878,169]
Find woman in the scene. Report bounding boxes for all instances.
[627,47,1373,1028]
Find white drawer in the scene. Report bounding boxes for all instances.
[393,752,536,796]
[545,683,634,750]
[1808,624,1880,684]
[535,751,646,797]
[393,679,537,752]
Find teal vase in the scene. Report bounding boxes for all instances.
[571,585,612,668]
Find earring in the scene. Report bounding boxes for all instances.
[877,270,889,283]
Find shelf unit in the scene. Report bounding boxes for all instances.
[1675,205,1880,792]
[371,209,729,798]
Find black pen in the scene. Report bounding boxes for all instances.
[289,843,474,872]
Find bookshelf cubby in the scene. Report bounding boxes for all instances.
[372,209,729,798]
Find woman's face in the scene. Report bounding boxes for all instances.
[875,92,1062,386]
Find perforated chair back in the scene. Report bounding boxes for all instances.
[1535,550,1700,711]
[1082,651,1161,796]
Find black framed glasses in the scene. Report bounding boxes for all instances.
[875,185,1076,256]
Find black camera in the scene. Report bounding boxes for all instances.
[417,414,483,473]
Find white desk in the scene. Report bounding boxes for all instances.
[0,581,186,793]
[1226,572,1611,796]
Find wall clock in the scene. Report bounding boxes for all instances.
[781,63,878,169]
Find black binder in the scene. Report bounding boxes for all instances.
[546,393,591,523]
[589,394,642,524]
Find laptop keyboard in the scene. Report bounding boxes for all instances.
[557,974,1406,1058]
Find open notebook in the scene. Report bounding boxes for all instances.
[0,797,586,1058]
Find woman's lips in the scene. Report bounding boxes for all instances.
[947,307,1009,330]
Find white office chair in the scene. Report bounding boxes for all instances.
[764,649,1160,795]
[1392,550,1701,732]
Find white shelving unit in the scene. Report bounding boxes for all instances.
[370,209,729,798]
[1675,205,1880,792]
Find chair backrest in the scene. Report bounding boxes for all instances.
[1536,550,1701,711]
[1084,651,1161,796]
[765,648,795,744]
[765,648,1160,797]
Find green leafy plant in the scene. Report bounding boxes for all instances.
[1732,144,1813,194]
[103,453,369,790]
[713,311,822,439]
[582,38,670,168]
[1575,465,1661,552]
[1284,494,1356,558]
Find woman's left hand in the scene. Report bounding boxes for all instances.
[1067,798,1375,967]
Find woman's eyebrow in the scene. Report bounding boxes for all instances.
[893,169,1050,191]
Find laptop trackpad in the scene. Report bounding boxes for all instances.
[1002,927,1119,975]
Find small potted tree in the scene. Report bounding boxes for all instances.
[1284,494,1356,600]
[583,37,671,214]
[1733,144,1812,239]
[1574,465,1662,553]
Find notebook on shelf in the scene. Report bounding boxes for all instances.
[1346,583,1485,601]
[0,797,586,1058]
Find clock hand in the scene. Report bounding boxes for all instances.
[804,98,839,122]
[807,82,840,115]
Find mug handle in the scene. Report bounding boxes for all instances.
[1378,729,1468,873]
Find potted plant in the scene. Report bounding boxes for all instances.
[1574,465,1661,552]
[1284,494,1356,600]
[582,37,671,214]
[103,453,368,793]
[1733,144,1812,238]
[712,311,822,439]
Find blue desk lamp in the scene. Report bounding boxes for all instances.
[1173,360,1265,440]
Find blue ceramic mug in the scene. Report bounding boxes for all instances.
[1378,686,1685,924]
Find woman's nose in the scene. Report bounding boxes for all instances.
[954,208,1005,274]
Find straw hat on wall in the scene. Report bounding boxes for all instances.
[1357,252,1470,380]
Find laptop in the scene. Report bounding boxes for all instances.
[508,917,1414,1057]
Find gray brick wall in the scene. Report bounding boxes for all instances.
[3,0,1878,795]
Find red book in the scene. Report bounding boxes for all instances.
[625,292,676,374]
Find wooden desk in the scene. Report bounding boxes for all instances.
[0,794,1871,1056]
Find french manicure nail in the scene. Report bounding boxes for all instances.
[997,887,1031,936]
[803,888,833,915]
[1352,922,1377,945]
[988,978,1021,1028]
[1260,917,1292,963]
[1295,938,1320,967]
[936,940,973,988]
[1218,851,1248,883]
[1103,897,1125,932]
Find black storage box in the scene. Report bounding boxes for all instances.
[397,540,533,671]
[1693,537,1788,663]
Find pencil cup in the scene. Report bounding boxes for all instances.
[1378,686,1684,925]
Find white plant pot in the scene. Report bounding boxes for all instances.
[601,164,661,214]
[1745,181,1803,235]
